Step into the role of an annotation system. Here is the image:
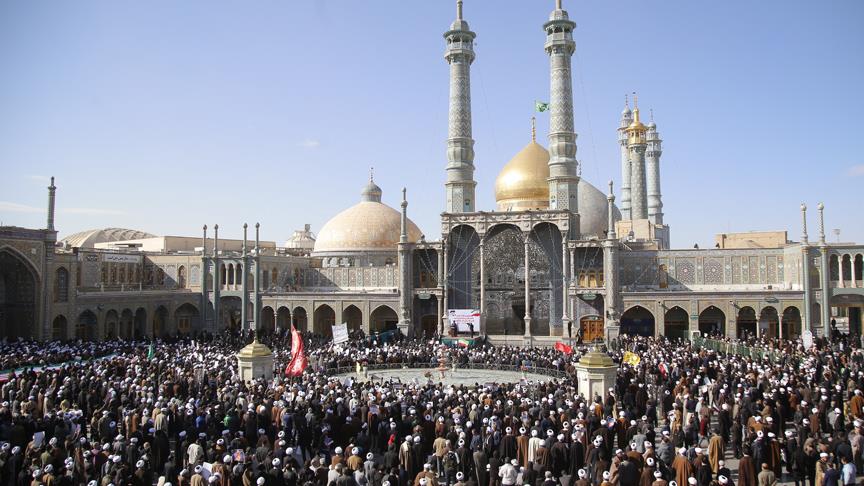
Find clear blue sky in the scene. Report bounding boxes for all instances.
[1,0,862,246]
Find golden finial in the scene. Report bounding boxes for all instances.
[531,116,537,142]
[632,92,641,123]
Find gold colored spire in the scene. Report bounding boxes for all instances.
[531,116,537,142]
[626,92,647,144]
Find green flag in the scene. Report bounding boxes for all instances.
[147,342,155,359]
[535,100,550,112]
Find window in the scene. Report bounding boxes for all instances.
[55,267,69,302]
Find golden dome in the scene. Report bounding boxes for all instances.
[313,183,422,255]
[494,141,551,211]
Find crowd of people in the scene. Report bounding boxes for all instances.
[0,329,862,486]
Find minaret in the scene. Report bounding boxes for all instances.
[397,188,414,338]
[606,180,617,239]
[46,176,57,231]
[626,95,648,220]
[618,98,632,220]
[544,0,580,222]
[645,110,664,225]
[444,0,477,213]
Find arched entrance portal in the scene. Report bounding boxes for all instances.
[260,306,275,334]
[104,310,119,339]
[663,307,689,340]
[175,303,200,335]
[370,305,398,333]
[313,305,335,337]
[579,315,604,343]
[0,249,38,339]
[134,308,147,339]
[276,307,290,333]
[420,314,438,339]
[52,315,67,341]
[76,310,97,341]
[736,307,757,338]
[292,307,308,331]
[220,296,242,332]
[343,305,362,332]
[120,309,134,340]
[621,306,655,336]
[699,306,726,337]
[153,306,169,337]
[782,306,802,339]
[760,306,779,339]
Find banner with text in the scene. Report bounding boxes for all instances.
[448,309,480,333]
[332,322,349,344]
[102,253,142,264]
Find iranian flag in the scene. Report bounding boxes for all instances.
[284,325,308,377]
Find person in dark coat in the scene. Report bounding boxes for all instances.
[618,459,640,486]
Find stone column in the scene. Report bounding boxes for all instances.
[560,235,570,337]
[802,246,813,332]
[839,255,845,288]
[437,244,445,335]
[241,224,249,333]
[253,223,261,334]
[397,189,414,338]
[442,237,449,335]
[212,225,220,333]
[820,247,831,337]
[523,234,532,340]
[479,235,486,332]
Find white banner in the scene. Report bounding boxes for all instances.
[332,322,349,344]
[802,330,814,349]
[102,253,141,264]
[448,309,480,333]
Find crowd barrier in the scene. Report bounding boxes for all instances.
[324,361,572,379]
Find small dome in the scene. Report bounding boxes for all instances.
[495,142,551,211]
[313,184,422,256]
[361,179,383,202]
[61,228,156,249]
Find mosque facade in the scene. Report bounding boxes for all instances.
[1,1,863,344]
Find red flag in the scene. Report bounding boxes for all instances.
[554,341,573,355]
[285,326,308,377]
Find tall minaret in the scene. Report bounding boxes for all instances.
[626,96,648,220]
[443,0,477,213]
[46,176,57,231]
[618,99,632,220]
[544,0,580,223]
[645,111,664,225]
